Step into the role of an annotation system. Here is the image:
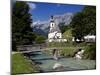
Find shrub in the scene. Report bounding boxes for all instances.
[35,35,46,44]
[83,43,96,60]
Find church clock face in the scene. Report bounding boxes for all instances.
[50,22,55,28]
[52,24,54,27]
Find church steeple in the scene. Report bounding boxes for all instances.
[50,15,55,30]
[51,15,53,19]
[49,15,61,33]
[48,16,67,42]
[50,15,54,22]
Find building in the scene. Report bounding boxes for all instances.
[84,35,96,42]
[48,16,67,42]
[72,35,96,42]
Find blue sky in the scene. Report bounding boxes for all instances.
[28,2,85,22]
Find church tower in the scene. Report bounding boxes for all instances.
[50,16,56,31]
[48,16,62,42]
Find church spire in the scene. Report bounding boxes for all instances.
[50,15,54,22]
[49,15,61,33]
[51,15,53,19]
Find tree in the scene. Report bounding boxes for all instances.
[83,43,96,60]
[35,35,46,44]
[71,6,96,40]
[12,1,33,51]
[59,22,71,33]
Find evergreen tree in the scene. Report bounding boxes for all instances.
[12,1,33,51]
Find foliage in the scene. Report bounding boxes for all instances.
[35,35,46,44]
[12,53,40,74]
[47,42,87,58]
[60,47,80,57]
[12,1,34,50]
[71,6,96,39]
[83,43,96,60]
[45,46,84,57]
[62,28,72,41]
[59,23,70,33]
[47,41,86,48]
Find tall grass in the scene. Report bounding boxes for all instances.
[12,53,40,74]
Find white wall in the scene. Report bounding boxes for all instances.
[48,32,62,39]
[56,33,62,38]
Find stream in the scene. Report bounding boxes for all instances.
[28,50,96,72]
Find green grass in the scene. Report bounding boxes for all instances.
[44,46,85,57]
[60,47,85,57]
[46,41,95,60]
[47,42,87,48]
[62,28,72,41]
[12,53,40,74]
[46,40,87,58]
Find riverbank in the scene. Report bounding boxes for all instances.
[12,53,40,74]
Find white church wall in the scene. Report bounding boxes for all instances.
[56,33,62,38]
[48,32,62,39]
[48,32,56,39]
[62,39,67,42]
[48,39,53,42]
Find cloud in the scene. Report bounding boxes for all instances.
[27,3,36,10]
[31,20,49,26]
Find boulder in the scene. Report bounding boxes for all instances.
[75,54,82,59]
[53,63,64,70]
[74,49,85,59]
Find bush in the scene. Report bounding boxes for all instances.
[35,35,46,44]
[83,43,96,60]
[60,47,81,57]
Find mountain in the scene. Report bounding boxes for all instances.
[31,13,73,36]
[31,20,49,36]
[54,13,73,25]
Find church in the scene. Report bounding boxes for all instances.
[48,16,67,42]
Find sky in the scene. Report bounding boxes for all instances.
[27,2,85,22]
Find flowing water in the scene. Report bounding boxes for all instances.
[29,50,96,72]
